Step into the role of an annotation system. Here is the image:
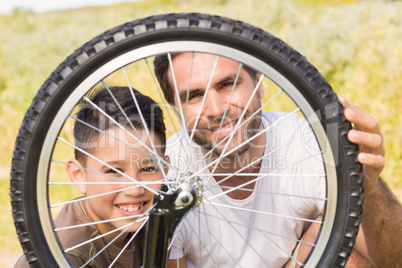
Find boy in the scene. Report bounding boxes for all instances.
[15,86,168,267]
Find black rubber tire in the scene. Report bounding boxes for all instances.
[10,13,363,267]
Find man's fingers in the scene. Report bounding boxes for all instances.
[345,108,380,133]
[338,96,350,109]
[357,152,385,170]
[339,96,379,131]
[347,129,384,153]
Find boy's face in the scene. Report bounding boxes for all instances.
[76,127,165,243]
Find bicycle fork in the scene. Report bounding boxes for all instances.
[143,177,202,268]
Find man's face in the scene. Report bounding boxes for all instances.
[168,53,264,157]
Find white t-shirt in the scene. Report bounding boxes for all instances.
[166,112,326,267]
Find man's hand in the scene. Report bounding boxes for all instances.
[339,96,402,267]
[339,96,385,194]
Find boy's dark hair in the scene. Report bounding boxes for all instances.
[153,53,259,105]
[74,86,166,166]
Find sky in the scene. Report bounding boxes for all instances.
[0,0,140,15]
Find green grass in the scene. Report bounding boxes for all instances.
[0,0,401,263]
[1,0,400,187]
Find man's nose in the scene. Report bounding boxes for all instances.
[204,90,227,118]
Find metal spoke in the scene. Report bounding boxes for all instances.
[57,137,158,195]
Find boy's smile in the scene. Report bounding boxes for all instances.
[115,202,147,215]
[71,127,166,245]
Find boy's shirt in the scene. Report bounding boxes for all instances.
[15,197,145,268]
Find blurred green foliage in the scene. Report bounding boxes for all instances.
[1,0,400,188]
[0,0,401,262]
[297,0,355,3]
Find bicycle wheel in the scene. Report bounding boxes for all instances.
[10,13,363,267]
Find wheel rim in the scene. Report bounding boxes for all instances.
[35,41,338,267]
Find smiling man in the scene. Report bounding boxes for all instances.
[154,52,401,267]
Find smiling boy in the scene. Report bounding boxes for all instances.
[15,86,168,267]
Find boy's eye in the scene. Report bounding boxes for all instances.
[105,168,120,174]
[141,166,157,173]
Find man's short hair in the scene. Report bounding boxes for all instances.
[74,86,166,165]
[153,53,259,105]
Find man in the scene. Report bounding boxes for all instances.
[154,52,401,267]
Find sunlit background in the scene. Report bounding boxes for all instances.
[1,0,401,267]
[0,0,141,14]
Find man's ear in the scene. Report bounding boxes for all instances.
[66,158,86,194]
[257,73,265,100]
[169,104,183,126]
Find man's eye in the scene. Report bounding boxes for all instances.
[222,82,234,88]
[187,93,202,101]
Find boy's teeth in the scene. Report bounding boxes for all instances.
[118,204,143,212]
[128,206,139,212]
